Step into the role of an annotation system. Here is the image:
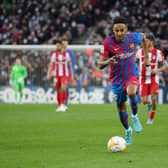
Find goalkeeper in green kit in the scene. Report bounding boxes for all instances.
[10,58,27,103]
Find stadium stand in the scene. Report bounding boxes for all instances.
[0,0,168,103]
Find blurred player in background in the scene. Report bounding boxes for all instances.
[98,16,148,145]
[62,36,77,108]
[136,33,165,125]
[47,41,75,112]
[10,58,27,103]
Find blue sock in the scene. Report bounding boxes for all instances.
[64,85,69,106]
[129,96,138,116]
[119,111,129,130]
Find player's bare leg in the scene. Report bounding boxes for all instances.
[127,84,137,98]
[141,96,152,111]
[59,83,68,112]
[151,94,157,111]
[127,84,142,133]
[141,96,150,104]
[146,94,157,125]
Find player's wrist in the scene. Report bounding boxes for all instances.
[105,59,111,65]
[157,69,160,73]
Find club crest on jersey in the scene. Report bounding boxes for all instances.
[152,54,156,60]
[58,54,63,60]
[130,43,135,49]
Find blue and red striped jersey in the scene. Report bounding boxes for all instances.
[101,32,142,86]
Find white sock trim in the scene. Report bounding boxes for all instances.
[126,126,131,132]
[132,114,137,118]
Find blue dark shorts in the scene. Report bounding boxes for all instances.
[111,84,127,106]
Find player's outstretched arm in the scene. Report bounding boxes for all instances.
[142,33,149,66]
[158,63,166,73]
[152,62,166,74]
[68,59,76,86]
[154,51,166,74]
[47,62,52,81]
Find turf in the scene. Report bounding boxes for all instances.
[0,104,168,168]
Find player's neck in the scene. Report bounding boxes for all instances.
[148,46,154,52]
[115,36,126,42]
[57,50,63,54]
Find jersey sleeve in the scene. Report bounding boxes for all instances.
[135,49,142,60]
[100,39,110,58]
[66,52,71,62]
[51,52,56,62]
[132,33,143,46]
[22,66,28,79]
[158,50,164,64]
[68,50,76,74]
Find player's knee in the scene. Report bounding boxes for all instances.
[60,84,66,91]
[141,99,148,104]
[127,92,136,98]
[61,86,66,91]
[57,88,61,92]
[151,95,157,102]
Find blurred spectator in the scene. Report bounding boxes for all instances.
[161,55,168,103]
[0,0,168,48]
[0,0,94,44]
[0,0,168,92]
[0,48,110,89]
[85,0,168,51]
[109,8,120,19]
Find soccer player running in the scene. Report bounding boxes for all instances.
[10,58,28,103]
[47,41,75,112]
[136,33,165,125]
[98,16,148,145]
[62,36,77,108]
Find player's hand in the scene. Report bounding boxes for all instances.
[151,69,159,74]
[108,56,117,65]
[71,78,76,87]
[17,77,23,83]
[47,74,51,81]
[144,60,151,67]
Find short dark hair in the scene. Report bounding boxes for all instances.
[113,16,127,25]
[62,35,68,41]
[146,33,155,42]
[54,39,62,44]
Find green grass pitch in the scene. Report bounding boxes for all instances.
[0,104,168,168]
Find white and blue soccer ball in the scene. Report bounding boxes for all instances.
[107,136,127,153]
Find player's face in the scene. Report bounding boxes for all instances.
[16,59,21,65]
[62,40,68,49]
[147,39,154,49]
[56,43,62,52]
[113,24,127,41]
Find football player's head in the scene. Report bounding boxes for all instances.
[56,40,63,52]
[113,16,128,41]
[62,35,69,50]
[146,33,155,49]
[16,58,21,65]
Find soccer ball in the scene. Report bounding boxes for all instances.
[107,136,127,153]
